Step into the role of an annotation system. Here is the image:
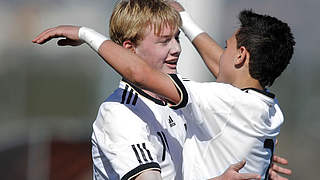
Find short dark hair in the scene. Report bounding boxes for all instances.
[236,10,295,87]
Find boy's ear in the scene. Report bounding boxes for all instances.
[123,40,136,53]
[235,46,249,66]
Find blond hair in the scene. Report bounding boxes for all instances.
[109,0,182,45]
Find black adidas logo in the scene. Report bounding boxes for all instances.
[168,116,176,127]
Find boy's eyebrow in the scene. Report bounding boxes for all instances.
[159,30,180,38]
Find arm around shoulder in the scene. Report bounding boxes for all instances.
[98,40,182,104]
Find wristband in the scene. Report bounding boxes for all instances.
[78,27,109,52]
[179,11,204,41]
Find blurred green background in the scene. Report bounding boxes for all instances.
[0,0,319,179]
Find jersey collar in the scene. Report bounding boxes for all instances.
[121,79,167,106]
[241,88,275,99]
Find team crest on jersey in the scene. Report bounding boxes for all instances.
[168,116,176,127]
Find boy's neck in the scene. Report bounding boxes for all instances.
[232,78,263,90]
[142,89,165,102]
[228,67,264,90]
[122,78,166,103]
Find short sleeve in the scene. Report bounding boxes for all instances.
[167,74,189,110]
[92,102,161,180]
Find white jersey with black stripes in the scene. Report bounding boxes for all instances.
[91,79,187,180]
[180,80,283,180]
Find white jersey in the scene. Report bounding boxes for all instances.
[180,80,283,180]
[91,78,188,180]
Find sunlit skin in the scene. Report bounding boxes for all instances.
[123,24,181,99]
[126,25,181,74]
[216,32,239,84]
[216,30,262,90]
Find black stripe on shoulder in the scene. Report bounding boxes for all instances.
[121,162,161,180]
[126,89,134,104]
[120,84,139,106]
[122,79,166,106]
[121,85,129,104]
[132,93,138,105]
[168,74,188,110]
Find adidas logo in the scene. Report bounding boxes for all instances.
[168,116,176,127]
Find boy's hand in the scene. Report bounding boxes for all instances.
[32,25,83,46]
[269,155,292,180]
[165,0,185,12]
[210,160,261,180]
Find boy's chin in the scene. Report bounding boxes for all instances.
[166,70,177,74]
[162,67,177,74]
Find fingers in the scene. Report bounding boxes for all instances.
[220,161,260,180]
[268,155,291,180]
[32,25,80,45]
[272,155,291,174]
[32,27,54,42]
[270,163,292,175]
[231,160,246,171]
[32,29,63,44]
[269,169,288,180]
[231,160,260,179]
[237,173,261,180]
[166,0,185,12]
[32,27,59,44]
[273,155,288,165]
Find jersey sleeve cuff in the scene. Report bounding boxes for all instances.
[167,74,188,110]
[121,162,161,180]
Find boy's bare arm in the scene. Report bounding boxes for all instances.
[192,33,223,78]
[167,0,223,78]
[32,25,181,104]
[98,39,181,104]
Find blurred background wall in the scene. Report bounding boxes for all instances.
[0,0,319,179]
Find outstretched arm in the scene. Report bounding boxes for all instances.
[32,26,181,104]
[192,33,223,78]
[167,0,223,78]
[97,36,181,104]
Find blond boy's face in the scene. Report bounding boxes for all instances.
[134,25,181,74]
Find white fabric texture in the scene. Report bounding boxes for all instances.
[78,27,108,52]
[92,80,187,180]
[181,81,283,180]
